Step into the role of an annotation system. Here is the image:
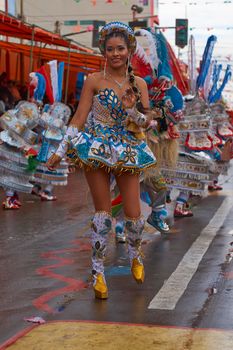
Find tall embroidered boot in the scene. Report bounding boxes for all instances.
[91,211,112,299]
[125,216,145,284]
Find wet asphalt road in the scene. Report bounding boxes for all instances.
[0,168,233,345]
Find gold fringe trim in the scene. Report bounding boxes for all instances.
[69,152,157,175]
[124,215,144,222]
[94,210,112,217]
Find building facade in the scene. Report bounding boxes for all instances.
[14,0,158,49]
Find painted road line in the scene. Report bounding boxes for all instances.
[148,197,232,310]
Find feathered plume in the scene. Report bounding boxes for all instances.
[132,42,153,79]
[203,60,214,102]
[134,42,154,71]
[155,31,173,81]
[134,28,160,74]
[207,61,222,103]
[29,72,46,103]
[196,35,217,90]
[57,62,64,102]
[209,64,232,103]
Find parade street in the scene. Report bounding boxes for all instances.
[0,167,233,349]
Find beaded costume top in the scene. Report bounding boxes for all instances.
[69,88,156,173]
[92,89,128,127]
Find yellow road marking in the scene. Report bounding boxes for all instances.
[5,321,233,350]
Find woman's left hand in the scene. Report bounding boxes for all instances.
[122,88,136,109]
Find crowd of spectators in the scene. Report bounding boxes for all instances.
[0,72,28,117]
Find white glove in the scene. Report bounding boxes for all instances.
[55,125,79,158]
[126,107,147,127]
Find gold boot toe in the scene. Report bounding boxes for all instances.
[131,258,145,284]
[93,273,108,299]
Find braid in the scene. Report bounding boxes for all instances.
[127,63,145,113]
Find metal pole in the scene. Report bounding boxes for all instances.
[178,47,181,60]
[150,0,154,27]
[5,0,8,14]
[29,26,35,73]
[64,41,71,104]
[20,0,24,21]
[19,0,25,85]
[5,0,8,42]
[38,41,43,67]
[27,25,35,99]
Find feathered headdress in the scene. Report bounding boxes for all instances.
[99,21,136,54]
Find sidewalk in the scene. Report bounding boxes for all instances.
[1,320,233,350]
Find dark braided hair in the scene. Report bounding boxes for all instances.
[127,63,146,113]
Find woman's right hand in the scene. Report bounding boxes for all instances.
[122,88,137,109]
[46,154,62,171]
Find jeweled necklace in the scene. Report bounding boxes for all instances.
[106,72,128,89]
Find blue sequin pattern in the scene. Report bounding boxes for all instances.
[68,89,156,172]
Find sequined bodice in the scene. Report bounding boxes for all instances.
[91,89,128,127]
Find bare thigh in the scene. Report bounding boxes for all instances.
[84,168,111,213]
[115,172,141,218]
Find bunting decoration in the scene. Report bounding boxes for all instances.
[159,1,233,5]
[158,25,233,32]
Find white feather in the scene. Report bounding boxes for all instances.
[134,29,160,72]
[135,42,153,71]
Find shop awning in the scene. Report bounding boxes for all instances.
[0,40,103,72]
[0,11,93,53]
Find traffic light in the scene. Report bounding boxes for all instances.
[92,20,106,48]
[175,19,188,48]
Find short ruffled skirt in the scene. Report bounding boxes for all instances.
[67,123,156,173]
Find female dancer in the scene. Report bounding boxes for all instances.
[46,22,156,299]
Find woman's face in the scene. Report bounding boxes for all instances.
[105,36,129,69]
